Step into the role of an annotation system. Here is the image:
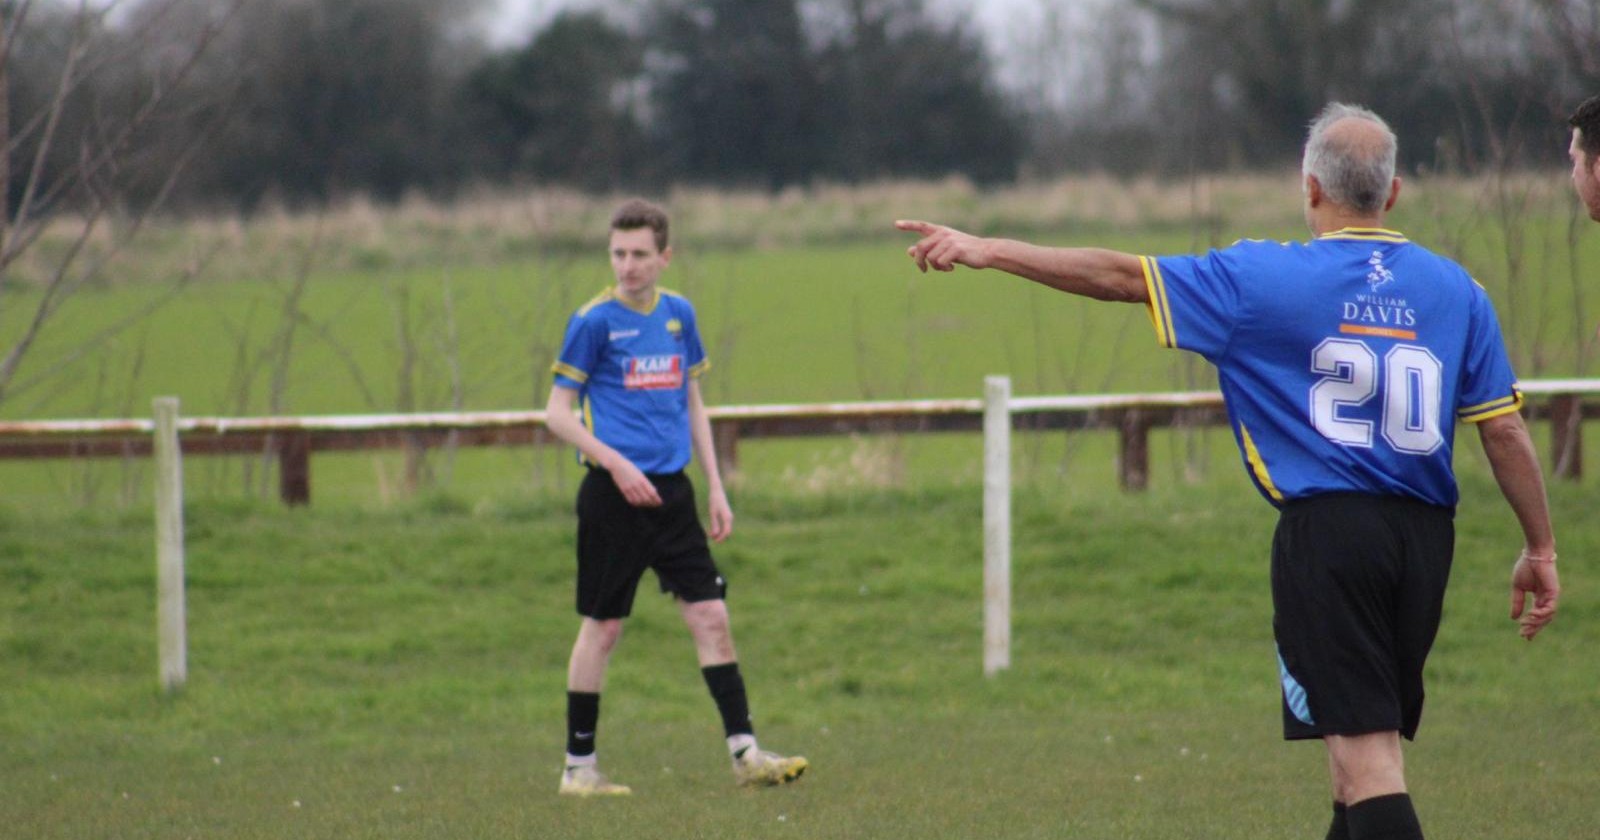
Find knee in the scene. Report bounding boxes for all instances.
[682,600,731,639]
[1326,733,1407,803]
[584,618,625,654]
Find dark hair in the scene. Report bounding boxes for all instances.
[610,198,670,251]
[1569,96,1600,159]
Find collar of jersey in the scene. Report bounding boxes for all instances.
[1316,227,1408,243]
[612,286,660,315]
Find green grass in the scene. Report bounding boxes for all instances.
[3,175,1599,836]
[2,462,1597,839]
[6,173,1599,424]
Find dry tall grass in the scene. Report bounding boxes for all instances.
[4,171,1579,289]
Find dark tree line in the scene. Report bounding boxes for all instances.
[6,0,1019,209]
[6,0,1600,213]
[1022,0,1600,176]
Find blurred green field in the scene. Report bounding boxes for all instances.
[2,465,1595,839]
[5,174,1597,425]
[6,171,1598,509]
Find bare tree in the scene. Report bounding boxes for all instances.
[1529,0,1600,91]
[0,0,245,410]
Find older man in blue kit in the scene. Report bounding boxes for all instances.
[899,103,1560,839]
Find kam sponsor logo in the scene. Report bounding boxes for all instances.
[624,355,683,390]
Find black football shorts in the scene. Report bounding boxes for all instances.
[1271,492,1454,741]
[574,468,725,620]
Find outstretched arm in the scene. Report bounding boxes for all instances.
[895,219,1149,303]
[1476,411,1559,640]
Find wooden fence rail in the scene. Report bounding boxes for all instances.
[1,379,1597,506]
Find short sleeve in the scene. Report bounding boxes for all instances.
[1143,247,1246,362]
[679,300,710,378]
[551,311,606,391]
[1456,288,1523,422]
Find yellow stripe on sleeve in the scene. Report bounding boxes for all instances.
[689,358,712,378]
[1141,256,1176,348]
[551,361,588,384]
[1458,389,1524,423]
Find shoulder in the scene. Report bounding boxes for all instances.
[658,288,698,318]
[1396,242,1481,290]
[575,288,618,319]
[659,287,695,307]
[1164,238,1298,279]
[1227,237,1296,251]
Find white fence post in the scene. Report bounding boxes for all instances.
[153,397,187,691]
[983,375,1011,676]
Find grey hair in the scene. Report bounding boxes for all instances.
[1301,102,1397,214]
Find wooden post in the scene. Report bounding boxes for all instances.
[1118,409,1150,492]
[713,421,740,474]
[279,432,311,506]
[982,375,1011,676]
[152,397,187,691]
[1550,393,1583,481]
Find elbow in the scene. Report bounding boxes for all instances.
[1477,413,1534,458]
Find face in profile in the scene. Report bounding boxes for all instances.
[1571,129,1600,222]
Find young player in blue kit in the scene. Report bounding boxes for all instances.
[898,103,1560,839]
[545,199,806,796]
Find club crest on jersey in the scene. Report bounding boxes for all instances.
[666,318,683,337]
[1366,250,1396,292]
[624,354,683,390]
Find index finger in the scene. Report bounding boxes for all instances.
[894,219,937,235]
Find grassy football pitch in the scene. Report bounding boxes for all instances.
[3,465,1596,839]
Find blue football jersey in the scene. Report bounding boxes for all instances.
[1143,228,1522,507]
[551,287,710,475]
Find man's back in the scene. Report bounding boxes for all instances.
[1146,228,1523,507]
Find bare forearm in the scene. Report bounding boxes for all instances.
[1478,415,1556,553]
[986,240,1149,303]
[687,385,725,492]
[545,397,626,471]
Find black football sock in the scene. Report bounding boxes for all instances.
[1347,793,1423,840]
[701,662,754,744]
[1326,802,1349,840]
[566,691,600,760]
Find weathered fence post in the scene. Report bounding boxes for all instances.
[1118,409,1151,491]
[1549,393,1583,481]
[983,375,1011,676]
[152,397,187,691]
[713,421,741,474]
[278,432,311,506]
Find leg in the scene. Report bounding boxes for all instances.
[679,597,736,667]
[1325,732,1422,839]
[679,598,807,787]
[569,616,624,692]
[566,617,623,761]
[558,617,631,796]
[1324,731,1405,806]
[680,597,752,739]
